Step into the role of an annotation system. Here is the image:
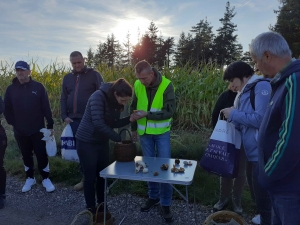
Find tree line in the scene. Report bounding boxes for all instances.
[86,1,300,70]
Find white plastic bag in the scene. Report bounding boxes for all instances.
[61,124,79,162]
[40,128,57,157]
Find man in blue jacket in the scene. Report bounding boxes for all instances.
[60,51,103,191]
[4,61,55,193]
[250,31,300,224]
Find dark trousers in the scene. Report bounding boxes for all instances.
[14,132,49,179]
[76,140,109,209]
[270,193,300,225]
[247,161,272,225]
[0,125,7,195]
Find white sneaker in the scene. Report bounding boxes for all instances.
[252,214,261,225]
[22,177,36,192]
[42,178,55,192]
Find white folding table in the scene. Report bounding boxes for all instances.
[100,156,197,224]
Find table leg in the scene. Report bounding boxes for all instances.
[104,178,107,225]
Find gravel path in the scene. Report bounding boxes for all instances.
[0,176,251,225]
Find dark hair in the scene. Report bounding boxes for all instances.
[135,60,152,74]
[223,61,254,81]
[111,78,132,97]
[70,51,83,58]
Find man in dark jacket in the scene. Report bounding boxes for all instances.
[60,51,103,191]
[250,31,300,224]
[4,61,55,193]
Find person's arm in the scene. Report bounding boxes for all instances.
[3,87,15,126]
[89,93,121,142]
[60,77,68,121]
[0,96,4,115]
[263,74,300,181]
[228,81,271,129]
[113,116,131,128]
[41,85,54,129]
[212,91,228,128]
[146,82,176,120]
[130,91,138,131]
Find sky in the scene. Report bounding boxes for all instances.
[0,0,280,67]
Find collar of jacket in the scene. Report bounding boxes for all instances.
[147,68,162,90]
[271,58,299,85]
[12,76,33,86]
[71,66,91,74]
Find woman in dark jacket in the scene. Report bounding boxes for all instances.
[75,78,133,213]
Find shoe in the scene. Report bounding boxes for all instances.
[252,214,260,225]
[213,198,229,211]
[74,177,84,191]
[22,177,36,192]
[161,206,173,223]
[232,197,243,215]
[140,198,160,212]
[96,203,109,212]
[0,195,6,209]
[42,178,55,192]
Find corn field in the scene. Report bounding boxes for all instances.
[0,60,227,129]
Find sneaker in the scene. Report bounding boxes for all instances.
[0,195,6,209]
[140,198,160,212]
[161,206,173,223]
[232,197,243,215]
[42,178,55,192]
[74,177,84,191]
[213,198,229,211]
[252,214,260,225]
[22,177,36,192]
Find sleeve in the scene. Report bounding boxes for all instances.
[263,74,300,181]
[229,81,271,129]
[3,87,15,126]
[211,91,228,128]
[0,96,4,115]
[113,116,131,128]
[95,71,104,90]
[130,91,138,131]
[89,93,121,142]
[41,85,54,129]
[60,76,68,121]
[146,82,176,121]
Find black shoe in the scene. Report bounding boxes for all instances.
[96,203,109,213]
[140,198,160,212]
[0,195,6,209]
[161,206,173,223]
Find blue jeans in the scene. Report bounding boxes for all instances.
[139,131,172,206]
[270,193,300,225]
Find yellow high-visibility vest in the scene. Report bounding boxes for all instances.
[134,76,172,135]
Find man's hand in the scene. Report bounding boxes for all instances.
[64,117,73,124]
[131,110,147,120]
[49,129,55,136]
[221,107,234,119]
[131,131,138,142]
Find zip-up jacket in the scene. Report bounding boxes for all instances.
[75,83,131,143]
[228,75,272,161]
[130,68,176,132]
[4,77,54,136]
[60,66,103,121]
[258,59,300,193]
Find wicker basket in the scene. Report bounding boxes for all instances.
[114,129,137,162]
[203,211,248,225]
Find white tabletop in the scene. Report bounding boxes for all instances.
[100,156,197,185]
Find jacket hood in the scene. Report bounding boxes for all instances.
[243,75,271,93]
[72,66,94,74]
[148,68,162,89]
[99,82,112,94]
[273,59,300,85]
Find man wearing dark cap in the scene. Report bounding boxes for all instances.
[4,61,55,193]
[60,51,103,191]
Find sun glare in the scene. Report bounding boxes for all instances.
[111,17,150,46]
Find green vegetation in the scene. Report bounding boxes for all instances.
[1,61,255,214]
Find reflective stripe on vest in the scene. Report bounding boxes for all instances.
[134,76,172,135]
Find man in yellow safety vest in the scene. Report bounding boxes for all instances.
[131,60,176,222]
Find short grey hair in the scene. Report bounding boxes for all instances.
[249,31,292,60]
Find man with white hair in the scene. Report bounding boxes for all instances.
[250,31,300,224]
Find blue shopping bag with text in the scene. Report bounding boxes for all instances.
[200,118,241,178]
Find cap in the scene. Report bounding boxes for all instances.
[15,61,30,70]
